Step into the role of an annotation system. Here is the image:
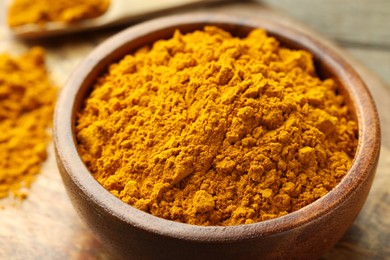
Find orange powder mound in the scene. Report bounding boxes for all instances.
[76,27,358,226]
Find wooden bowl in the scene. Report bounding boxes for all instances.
[54,13,380,259]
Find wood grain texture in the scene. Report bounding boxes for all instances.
[0,1,389,259]
[345,47,390,86]
[259,0,390,88]
[259,0,390,47]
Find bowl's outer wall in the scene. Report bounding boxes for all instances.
[54,13,380,260]
[56,154,376,260]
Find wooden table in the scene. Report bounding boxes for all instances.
[1,1,389,259]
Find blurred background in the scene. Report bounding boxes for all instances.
[262,0,390,86]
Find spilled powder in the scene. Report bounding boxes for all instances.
[0,47,57,199]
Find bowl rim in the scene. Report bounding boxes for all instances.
[54,12,381,242]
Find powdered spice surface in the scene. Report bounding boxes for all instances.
[0,47,57,199]
[76,27,358,226]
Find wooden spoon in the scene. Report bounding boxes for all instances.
[7,0,228,39]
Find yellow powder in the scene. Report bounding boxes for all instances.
[0,47,57,199]
[7,0,110,27]
[76,27,358,226]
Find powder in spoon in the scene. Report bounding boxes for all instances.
[7,0,110,28]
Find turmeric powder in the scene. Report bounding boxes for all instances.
[76,26,358,226]
[7,0,110,28]
[0,47,57,199]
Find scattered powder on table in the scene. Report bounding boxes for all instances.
[7,0,110,28]
[0,47,57,200]
[76,26,358,226]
